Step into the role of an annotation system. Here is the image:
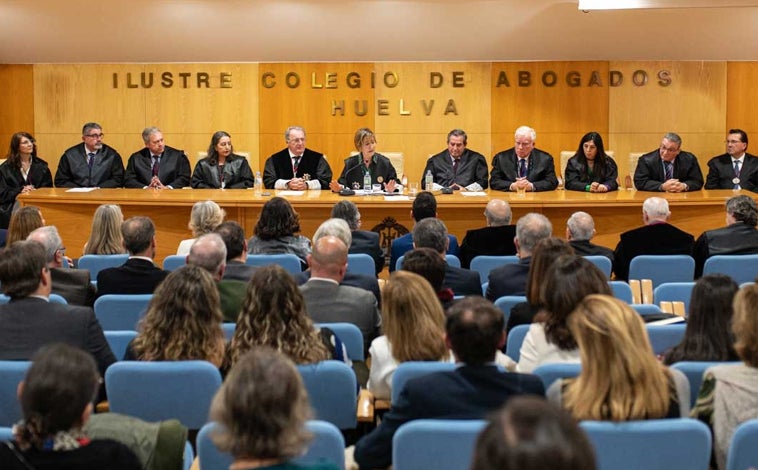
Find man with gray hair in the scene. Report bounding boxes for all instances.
[55,122,125,188]
[422,128,489,191]
[634,132,704,192]
[188,233,246,322]
[263,126,332,190]
[486,213,552,301]
[27,225,96,306]
[693,194,758,277]
[331,200,384,274]
[613,197,695,281]
[565,211,614,264]
[124,127,191,189]
[490,126,558,192]
[458,199,517,268]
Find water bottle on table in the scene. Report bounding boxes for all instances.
[425,170,433,191]
[363,172,372,193]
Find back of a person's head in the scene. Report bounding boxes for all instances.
[189,200,226,237]
[732,283,758,367]
[726,194,758,227]
[484,199,512,226]
[210,346,312,461]
[187,233,227,274]
[214,221,246,261]
[121,216,155,255]
[566,211,595,241]
[400,247,446,292]
[84,204,124,255]
[471,396,596,470]
[525,238,574,305]
[310,235,348,274]
[312,218,352,247]
[7,206,44,245]
[331,200,361,230]
[27,225,61,265]
[446,297,504,365]
[412,191,437,221]
[515,213,552,255]
[642,197,669,220]
[255,197,300,240]
[412,218,447,254]
[0,240,46,299]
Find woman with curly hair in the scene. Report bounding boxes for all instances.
[124,265,225,365]
[247,197,311,269]
[176,200,226,255]
[83,204,126,255]
[0,132,53,229]
[6,205,44,246]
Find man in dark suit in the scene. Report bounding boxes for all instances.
[354,296,545,469]
[705,129,758,193]
[413,218,481,296]
[633,132,704,192]
[214,221,258,282]
[331,200,384,274]
[54,122,125,188]
[124,127,191,189]
[566,211,614,264]
[263,126,332,190]
[490,125,558,192]
[614,197,695,281]
[458,199,517,268]
[27,225,96,306]
[0,240,115,396]
[97,216,169,296]
[486,213,552,301]
[422,128,489,191]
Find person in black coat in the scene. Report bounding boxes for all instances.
[190,131,253,189]
[633,132,703,192]
[263,126,332,190]
[0,132,53,229]
[422,128,489,191]
[704,129,758,192]
[564,131,618,192]
[490,125,558,192]
[54,122,125,188]
[565,211,614,266]
[329,127,401,193]
[458,199,517,269]
[124,127,191,189]
[330,200,385,274]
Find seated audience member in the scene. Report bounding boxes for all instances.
[517,255,610,373]
[97,216,169,296]
[6,205,44,245]
[613,197,695,281]
[663,274,738,365]
[190,130,253,189]
[354,297,545,470]
[331,200,385,274]
[422,128,488,191]
[705,129,758,192]
[27,226,96,306]
[633,132,704,192]
[248,197,311,270]
[693,194,758,277]
[458,199,517,269]
[177,200,226,255]
[471,396,596,470]
[565,211,614,263]
[210,347,340,470]
[82,204,125,255]
[214,220,258,282]
[54,122,125,189]
[329,127,401,194]
[0,241,115,393]
[486,212,552,301]
[692,283,758,470]
[367,271,449,401]
[412,217,481,297]
[490,125,558,192]
[263,125,332,190]
[300,235,380,354]
[547,294,690,419]
[389,191,459,272]
[124,127,191,189]
[564,131,618,192]
[0,344,140,470]
[124,265,225,365]
[401,247,456,310]
[0,132,53,229]
[0,228,6,248]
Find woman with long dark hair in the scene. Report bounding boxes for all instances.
[0,132,53,229]
[564,131,618,192]
[190,131,254,189]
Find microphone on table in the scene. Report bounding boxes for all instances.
[337,158,365,196]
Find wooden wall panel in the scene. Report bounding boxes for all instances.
[0,65,35,154]
[727,62,758,139]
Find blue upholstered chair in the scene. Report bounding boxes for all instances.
[628,255,695,287]
[585,255,613,279]
[316,322,365,361]
[494,295,527,327]
[104,330,137,361]
[631,303,664,316]
[162,255,186,271]
[396,254,460,271]
[246,254,302,274]
[393,419,487,470]
[532,362,582,390]
[0,426,12,441]
[221,323,235,341]
[0,361,31,426]
[703,254,758,285]
[670,361,741,408]
[646,324,686,356]
[609,281,634,304]
[297,361,357,429]
[347,253,376,277]
[726,419,758,470]
[505,324,531,363]
[469,255,519,281]
[93,294,152,331]
[654,282,695,315]
[78,254,129,280]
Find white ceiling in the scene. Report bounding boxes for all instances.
[1,0,757,63]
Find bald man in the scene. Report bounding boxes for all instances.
[458,199,517,268]
[187,233,246,322]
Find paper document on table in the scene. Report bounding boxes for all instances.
[384,195,410,201]
[66,187,98,192]
[277,190,305,196]
[460,191,487,196]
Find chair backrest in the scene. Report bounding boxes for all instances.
[391,361,457,404]
[396,254,461,271]
[104,330,138,361]
[1,294,67,305]
[197,420,345,470]
[505,324,531,363]
[0,361,31,426]
[352,150,404,181]
[628,152,645,189]
[246,254,302,274]
[609,281,633,304]
[629,255,695,288]
[317,322,365,361]
[631,304,664,316]
[0,426,12,441]
[105,360,222,429]
[653,282,695,314]
[221,323,235,341]
[470,255,519,281]
[347,253,376,277]
[560,150,615,179]
[393,419,486,470]
[584,255,612,279]
[297,361,357,429]
[532,363,582,390]
[94,294,153,331]
[494,295,527,327]
[670,361,740,408]
[703,254,758,285]
[162,255,186,271]
[646,324,687,355]
[580,418,712,470]
[78,254,130,280]
[726,419,758,470]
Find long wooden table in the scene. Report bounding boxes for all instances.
[19,188,751,263]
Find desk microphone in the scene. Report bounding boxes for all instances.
[337,158,365,196]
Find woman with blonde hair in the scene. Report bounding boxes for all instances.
[176,200,225,255]
[124,265,225,366]
[83,204,125,254]
[547,294,689,420]
[6,205,44,245]
[367,271,449,400]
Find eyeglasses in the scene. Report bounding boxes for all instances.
[57,247,66,254]
[288,138,306,143]
[725,140,743,144]
[85,133,104,139]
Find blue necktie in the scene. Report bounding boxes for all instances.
[518,159,527,178]
[734,160,742,190]
[664,161,673,180]
[87,152,95,170]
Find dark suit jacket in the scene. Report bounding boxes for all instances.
[613,222,695,281]
[96,258,170,297]
[458,225,517,268]
[705,153,758,192]
[353,365,545,470]
[54,143,124,188]
[564,155,619,191]
[692,222,758,277]
[294,270,381,307]
[633,150,704,191]
[422,148,489,189]
[337,153,398,190]
[51,267,97,307]
[389,233,460,273]
[444,264,482,297]
[0,158,53,228]
[350,230,385,274]
[190,154,254,189]
[263,148,332,189]
[222,261,258,282]
[490,147,558,192]
[124,146,192,189]
[486,257,531,301]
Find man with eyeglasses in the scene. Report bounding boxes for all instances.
[633,132,703,192]
[704,129,758,193]
[262,126,332,190]
[490,125,558,192]
[124,127,192,189]
[54,122,125,188]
